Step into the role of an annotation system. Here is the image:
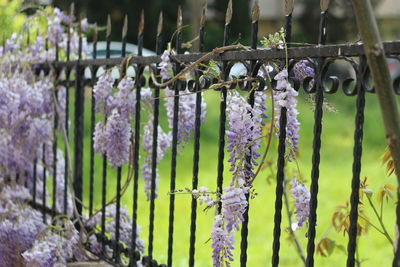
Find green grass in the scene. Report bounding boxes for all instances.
[69,88,396,266]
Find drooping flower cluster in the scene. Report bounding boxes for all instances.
[293,60,315,85]
[159,49,175,80]
[22,219,82,266]
[85,204,144,255]
[0,184,45,266]
[210,90,267,266]
[273,69,300,161]
[211,215,235,267]
[160,49,207,145]
[141,118,171,200]
[289,177,311,228]
[93,76,135,167]
[226,90,266,183]
[164,88,207,145]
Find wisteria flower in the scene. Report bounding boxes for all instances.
[273,69,300,161]
[289,177,310,228]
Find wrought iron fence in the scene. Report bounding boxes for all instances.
[30,0,400,266]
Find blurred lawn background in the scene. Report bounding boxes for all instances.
[78,87,396,267]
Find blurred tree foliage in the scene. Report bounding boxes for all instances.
[0,0,26,39]
[53,0,250,52]
[295,0,382,44]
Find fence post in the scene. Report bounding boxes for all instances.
[351,0,400,266]
[73,21,84,220]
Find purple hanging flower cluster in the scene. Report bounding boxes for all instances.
[85,204,144,255]
[293,60,315,85]
[273,69,300,161]
[164,88,207,145]
[94,110,132,168]
[141,119,171,200]
[226,90,266,184]
[211,215,235,267]
[159,49,175,80]
[289,177,310,228]
[0,183,82,266]
[93,76,136,168]
[22,219,81,266]
[210,90,266,266]
[93,71,115,116]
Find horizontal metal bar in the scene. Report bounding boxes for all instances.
[48,41,400,68]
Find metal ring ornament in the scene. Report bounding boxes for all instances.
[319,58,340,94]
[340,57,360,96]
[361,65,375,93]
[198,75,211,90]
[394,75,400,95]
[288,76,301,92]
[303,76,316,94]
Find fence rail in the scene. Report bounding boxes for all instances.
[26,1,400,266]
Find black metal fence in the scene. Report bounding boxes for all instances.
[31,1,400,266]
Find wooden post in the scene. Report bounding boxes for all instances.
[351,0,400,265]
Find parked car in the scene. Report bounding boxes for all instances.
[87,41,156,58]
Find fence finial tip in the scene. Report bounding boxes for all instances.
[122,15,128,38]
[106,15,112,38]
[200,4,207,27]
[252,1,259,22]
[284,0,294,15]
[225,0,233,25]
[177,6,183,29]
[157,11,163,36]
[320,0,330,11]
[139,10,145,34]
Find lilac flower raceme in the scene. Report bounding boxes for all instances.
[22,219,80,267]
[273,69,300,161]
[0,185,45,266]
[85,204,145,255]
[289,177,310,228]
[293,60,315,85]
[226,91,266,183]
[141,118,171,200]
[93,71,115,116]
[221,186,249,233]
[104,109,132,168]
[93,121,107,155]
[164,88,207,145]
[210,90,266,266]
[159,49,174,80]
[114,77,136,120]
[211,215,235,267]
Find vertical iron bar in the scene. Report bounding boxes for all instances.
[64,3,74,215]
[240,3,259,266]
[306,5,329,267]
[188,7,206,267]
[346,57,366,267]
[89,25,98,217]
[166,7,183,266]
[42,38,49,224]
[52,39,59,218]
[216,0,232,215]
[130,11,144,266]
[42,143,47,223]
[271,5,293,266]
[33,158,37,207]
[101,15,112,254]
[73,22,84,221]
[114,16,128,263]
